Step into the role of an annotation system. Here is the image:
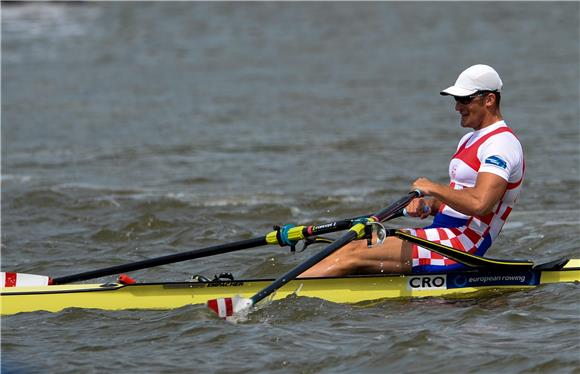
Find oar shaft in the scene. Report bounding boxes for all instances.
[50,219,358,285]
[51,218,372,285]
[251,230,359,304]
[51,237,268,285]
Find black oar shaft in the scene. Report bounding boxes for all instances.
[251,231,358,304]
[51,218,374,285]
[50,220,353,285]
[52,237,268,285]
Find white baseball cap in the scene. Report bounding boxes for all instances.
[440,64,503,97]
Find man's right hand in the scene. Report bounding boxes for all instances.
[405,198,433,219]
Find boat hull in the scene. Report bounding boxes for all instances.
[2,259,578,315]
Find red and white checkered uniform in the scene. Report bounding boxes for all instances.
[410,121,525,268]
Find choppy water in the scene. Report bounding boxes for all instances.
[1,2,579,373]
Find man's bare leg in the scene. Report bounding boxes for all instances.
[298,236,412,278]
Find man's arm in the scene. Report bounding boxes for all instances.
[412,172,508,217]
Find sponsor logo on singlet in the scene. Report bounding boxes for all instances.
[484,155,507,169]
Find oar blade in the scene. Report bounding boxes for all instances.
[1,272,52,287]
[207,295,253,319]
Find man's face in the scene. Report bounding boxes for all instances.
[454,92,491,130]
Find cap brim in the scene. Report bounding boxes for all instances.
[440,85,478,97]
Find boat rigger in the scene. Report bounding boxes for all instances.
[2,258,578,316]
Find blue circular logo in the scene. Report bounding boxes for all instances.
[453,274,467,288]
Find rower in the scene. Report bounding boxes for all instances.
[300,64,525,277]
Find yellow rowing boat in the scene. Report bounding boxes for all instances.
[2,258,578,315]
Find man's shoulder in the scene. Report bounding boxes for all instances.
[479,131,524,165]
[484,129,523,149]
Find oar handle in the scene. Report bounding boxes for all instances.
[373,189,423,222]
[401,204,431,217]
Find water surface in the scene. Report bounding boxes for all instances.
[2,2,579,373]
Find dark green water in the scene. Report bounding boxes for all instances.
[2,2,579,373]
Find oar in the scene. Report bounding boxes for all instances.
[207,190,422,319]
[2,208,407,287]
